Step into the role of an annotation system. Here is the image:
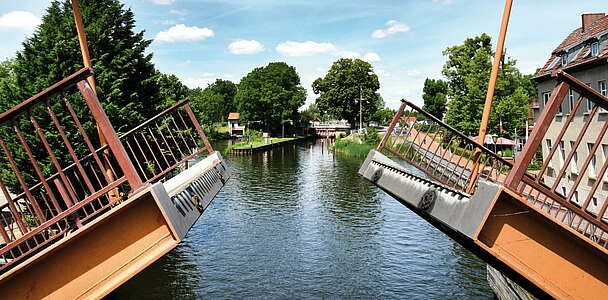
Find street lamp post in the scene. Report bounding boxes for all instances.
[357,87,366,132]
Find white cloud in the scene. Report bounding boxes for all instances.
[154,24,214,42]
[276,41,337,57]
[0,11,41,31]
[363,52,381,62]
[371,20,410,39]
[339,51,360,59]
[152,0,175,5]
[169,9,187,16]
[228,40,264,54]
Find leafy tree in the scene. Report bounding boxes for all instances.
[8,0,162,133]
[155,72,189,111]
[442,34,534,136]
[235,62,306,133]
[372,108,396,125]
[422,78,448,120]
[189,79,237,125]
[299,103,321,124]
[0,0,180,191]
[312,58,381,127]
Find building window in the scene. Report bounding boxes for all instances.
[591,42,600,57]
[542,92,551,107]
[546,139,553,153]
[600,80,607,97]
[571,141,579,175]
[559,141,566,164]
[588,143,597,178]
[603,144,608,182]
[568,89,575,113]
[561,53,568,66]
[587,99,594,112]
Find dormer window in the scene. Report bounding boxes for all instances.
[591,42,600,56]
[561,53,568,66]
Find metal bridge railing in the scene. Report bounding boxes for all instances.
[377,100,513,194]
[505,71,608,248]
[378,70,608,250]
[0,68,214,272]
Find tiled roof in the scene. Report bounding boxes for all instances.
[535,15,608,79]
[228,112,240,120]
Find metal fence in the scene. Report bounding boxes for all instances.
[0,68,214,272]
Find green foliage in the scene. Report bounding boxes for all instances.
[235,62,306,134]
[442,34,535,137]
[300,103,321,124]
[422,78,448,120]
[0,0,188,192]
[189,79,237,125]
[155,72,189,110]
[363,127,381,145]
[329,138,375,157]
[372,108,395,125]
[312,58,382,126]
[203,125,230,142]
[8,0,162,132]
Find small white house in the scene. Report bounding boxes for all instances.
[228,112,245,136]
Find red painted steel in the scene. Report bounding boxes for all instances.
[378,78,608,249]
[0,68,215,273]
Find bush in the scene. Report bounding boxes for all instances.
[330,139,374,157]
[363,127,381,145]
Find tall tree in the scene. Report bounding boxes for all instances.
[0,0,179,191]
[442,34,533,136]
[372,108,396,126]
[422,78,448,120]
[312,58,381,128]
[155,72,189,111]
[189,79,237,125]
[235,62,306,133]
[7,0,161,133]
[299,103,321,124]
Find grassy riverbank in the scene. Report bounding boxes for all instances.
[329,139,376,157]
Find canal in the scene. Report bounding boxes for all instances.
[114,139,494,299]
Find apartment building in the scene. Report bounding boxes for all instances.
[534,13,608,213]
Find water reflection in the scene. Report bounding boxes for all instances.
[114,139,493,299]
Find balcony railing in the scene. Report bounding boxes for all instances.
[0,68,214,272]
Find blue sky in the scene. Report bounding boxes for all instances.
[0,0,607,109]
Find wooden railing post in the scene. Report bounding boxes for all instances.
[77,80,144,192]
[505,81,570,189]
[377,102,406,151]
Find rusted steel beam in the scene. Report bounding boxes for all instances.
[553,106,599,192]
[505,81,570,189]
[557,71,608,109]
[0,68,93,124]
[77,80,143,192]
[184,103,214,153]
[537,96,583,179]
[60,97,111,184]
[377,102,406,150]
